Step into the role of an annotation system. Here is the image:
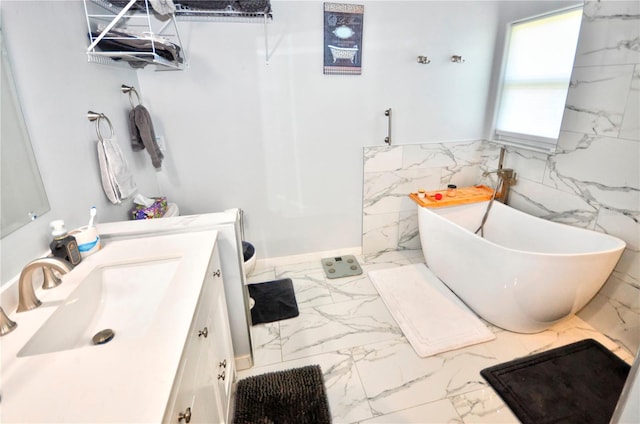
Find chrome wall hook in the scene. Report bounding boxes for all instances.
[451,55,465,63]
[417,56,431,64]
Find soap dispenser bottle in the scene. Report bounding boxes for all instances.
[49,220,81,266]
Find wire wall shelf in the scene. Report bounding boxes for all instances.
[174,2,273,23]
[84,0,188,70]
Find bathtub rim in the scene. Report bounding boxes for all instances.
[417,200,627,257]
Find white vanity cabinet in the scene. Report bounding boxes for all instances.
[164,243,236,424]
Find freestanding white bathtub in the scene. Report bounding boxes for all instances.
[418,200,626,333]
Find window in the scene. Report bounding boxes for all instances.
[494,6,582,153]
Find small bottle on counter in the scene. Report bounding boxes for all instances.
[49,220,82,266]
[447,184,458,197]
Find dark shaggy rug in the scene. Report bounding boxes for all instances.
[232,364,331,424]
[481,339,630,424]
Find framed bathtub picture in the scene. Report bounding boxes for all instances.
[323,3,364,75]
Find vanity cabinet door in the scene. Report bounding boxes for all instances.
[210,281,235,421]
[163,247,219,423]
[164,242,236,424]
[189,248,228,423]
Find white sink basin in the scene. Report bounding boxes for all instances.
[18,258,180,357]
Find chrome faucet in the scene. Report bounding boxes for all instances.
[483,147,517,204]
[483,168,517,204]
[17,257,73,312]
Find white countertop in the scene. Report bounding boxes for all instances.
[0,230,218,423]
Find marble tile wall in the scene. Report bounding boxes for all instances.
[362,0,639,354]
[362,141,498,255]
[503,0,639,354]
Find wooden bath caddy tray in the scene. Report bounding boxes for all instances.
[409,185,494,208]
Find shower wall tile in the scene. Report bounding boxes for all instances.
[363,146,404,173]
[498,144,549,184]
[562,65,634,136]
[509,178,598,229]
[402,141,484,170]
[546,134,640,213]
[397,211,420,251]
[596,208,640,251]
[575,0,640,67]
[362,141,487,254]
[363,168,440,215]
[362,212,400,254]
[620,65,640,141]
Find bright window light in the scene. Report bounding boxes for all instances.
[495,7,582,150]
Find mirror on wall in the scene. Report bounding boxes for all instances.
[1,29,50,237]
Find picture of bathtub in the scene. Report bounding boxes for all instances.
[327,44,358,64]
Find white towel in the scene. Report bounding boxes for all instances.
[368,264,495,357]
[97,137,137,204]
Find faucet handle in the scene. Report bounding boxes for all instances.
[0,306,17,336]
[42,266,62,290]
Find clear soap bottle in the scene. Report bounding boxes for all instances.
[49,220,81,266]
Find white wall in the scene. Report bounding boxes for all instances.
[138,0,501,259]
[0,1,160,284]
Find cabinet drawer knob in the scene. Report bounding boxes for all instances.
[198,327,208,338]
[212,269,221,278]
[218,371,226,381]
[219,359,227,369]
[178,407,192,423]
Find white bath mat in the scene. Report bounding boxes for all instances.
[368,263,495,357]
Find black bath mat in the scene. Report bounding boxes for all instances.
[481,339,630,424]
[248,278,299,325]
[233,365,331,424]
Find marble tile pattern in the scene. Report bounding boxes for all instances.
[239,251,634,423]
[362,141,497,255]
[502,0,640,354]
[361,0,640,355]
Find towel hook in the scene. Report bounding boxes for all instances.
[121,84,141,109]
[87,111,114,142]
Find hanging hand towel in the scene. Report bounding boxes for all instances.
[130,104,164,169]
[97,137,137,204]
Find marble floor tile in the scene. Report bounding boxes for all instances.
[280,297,403,361]
[326,271,380,304]
[239,253,634,423]
[275,260,324,277]
[450,388,519,423]
[360,399,463,424]
[288,271,333,308]
[249,322,281,367]
[352,338,497,416]
[245,266,275,284]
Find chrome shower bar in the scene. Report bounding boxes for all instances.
[384,108,392,146]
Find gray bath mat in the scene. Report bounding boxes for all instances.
[321,254,362,279]
[481,339,630,424]
[248,278,299,325]
[233,365,331,424]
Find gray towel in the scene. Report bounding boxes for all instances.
[129,105,164,169]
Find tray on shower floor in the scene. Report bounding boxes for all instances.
[409,184,494,208]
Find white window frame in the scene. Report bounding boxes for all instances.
[491,5,583,154]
